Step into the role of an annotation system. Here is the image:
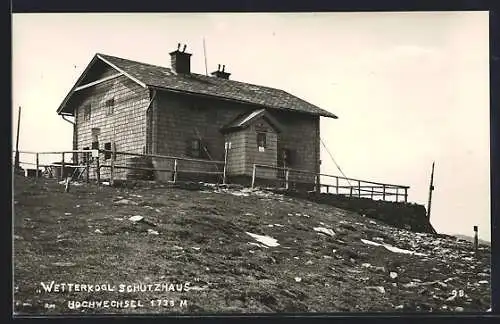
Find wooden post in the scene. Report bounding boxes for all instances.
[404,188,408,203]
[222,142,228,185]
[35,153,39,182]
[86,152,90,183]
[61,152,65,181]
[14,106,21,172]
[326,185,329,194]
[371,187,374,199]
[395,188,399,202]
[427,162,436,219]
[251,164,256,189]
[382,185,386,201]
[173,159,178,183]
[285,168,289,190]
[315,174,321,193]
[110,143,115,186]
[349,187,353,197]
[473,226,479,252]
[358,181,361,198]
[96,155,100,187]
[336,177,339,194]
[64,176,71,193]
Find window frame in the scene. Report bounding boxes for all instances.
[257,132,267,151]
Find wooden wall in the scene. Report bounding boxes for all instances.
[74,67,150,180]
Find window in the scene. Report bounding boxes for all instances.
[104,142,112,160]
[189,139,202,158]
[82,147,90,164]
[257,132,267,152]
[91,141,99,150]
[187,139,210,159]
[105,97,115,115]
[83,104,91,122]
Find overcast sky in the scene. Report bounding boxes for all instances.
[12,12,490,241]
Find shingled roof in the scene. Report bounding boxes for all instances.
[58,53,338,119]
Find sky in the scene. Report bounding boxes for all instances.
[12,12,491,241]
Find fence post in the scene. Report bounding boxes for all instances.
[349,187,353,197]
[96,155,100,187]
[326,185,329,194]
[61,152,65,181]
[395,188,399,202]
[173,159,178,183]
[358,181,361,198]
[315,174,320,193]
[336,177,339,194]
[35,153,39,182]
[371,187,374,199]
[223,143,228,185]
[251,164,256,189]
[285,168,289,190]
[404,188,408,203]
[382,184,386,201]
[86,152,90,183]
[110,144,115,186]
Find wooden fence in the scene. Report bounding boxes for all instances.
[13,149,409,202]
[251,164,409,203]
[97,149,226,185]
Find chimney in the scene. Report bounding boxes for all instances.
[169,43,192,74]
[210,64,231,80]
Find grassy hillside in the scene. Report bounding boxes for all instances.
[13,176,491,314]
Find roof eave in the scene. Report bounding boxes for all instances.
[147,85,337,119]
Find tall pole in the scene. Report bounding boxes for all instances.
[203,37,208,76]
[426,161,435,219]
[14,106,21,172]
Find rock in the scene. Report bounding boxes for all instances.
[129,215,144,222]
[455,306,464,312]
[115,199,138,205]
[294,277,302,283]
[366,286,385,294]
[477,273,489,278]
[361,263,372,268]
[64,212,72,216]
[52,262,76,267]
[478,280,489,284]
[390,272,398,279]
[147,229,159,235]
[305,260,314,265]
[94,229,103,234]
[14,235,23,240]
[395,305,404,310]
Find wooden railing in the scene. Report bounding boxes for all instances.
[97,149,226,185]
[252,164,409,203]
[12,149,98,182]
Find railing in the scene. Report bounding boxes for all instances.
[96,149,226,185]
[13,149,409,202]
[12,149,98,182]
[251,164,409,203]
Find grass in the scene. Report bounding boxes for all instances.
[13,175,491,314]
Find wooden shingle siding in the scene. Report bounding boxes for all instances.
[74,73,150,180]
[153,91,319,183]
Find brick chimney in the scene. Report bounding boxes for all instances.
[211,64,231,80]
[169,43,192,74]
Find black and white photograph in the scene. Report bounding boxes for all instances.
[12,12,491,315]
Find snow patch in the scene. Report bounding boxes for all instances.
[246,232,280,247]
[361,239,427,256]
[313,227,335,237]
